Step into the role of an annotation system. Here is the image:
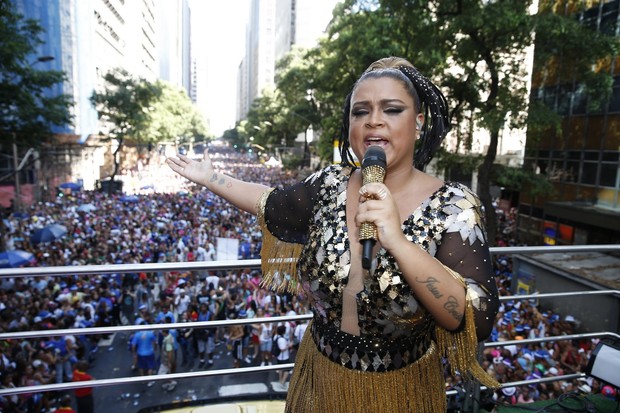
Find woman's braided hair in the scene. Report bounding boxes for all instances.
[339,57,450,170]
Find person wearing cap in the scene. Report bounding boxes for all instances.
[498,386,518,405]
[69,286,84,305]
[173,288,190,320]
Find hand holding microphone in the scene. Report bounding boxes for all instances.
[359,146,387,270]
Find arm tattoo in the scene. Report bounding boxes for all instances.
[209,173,227,186]
[443,296,463,323]
[416,276,444,299]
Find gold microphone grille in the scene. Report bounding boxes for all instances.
[359,165,386,241]
[362,165,386,186]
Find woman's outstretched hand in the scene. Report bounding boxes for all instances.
[166,149,214,187]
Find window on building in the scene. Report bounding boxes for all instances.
[602,151,619,162]
[572,85,587,115]
[608,83,620,113]
[600,163,618,187]
[584,151,599,161]
[600,1,619,35]
[565,161,579,182]
[581,162,598,185]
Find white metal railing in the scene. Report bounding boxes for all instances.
[0,244,618,398]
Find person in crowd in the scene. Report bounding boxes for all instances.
[55,394,77,413]
[131,325,157,379]
[227,311,245,369]
[158,329,177,391]
[292,319,309,354]
[167,56,500,412]
[49,334,74,384]
[195,303,215,367]
[178,310,195,368]
[273,324,292,391]
[72,360,94,413]
[256,307,274,366]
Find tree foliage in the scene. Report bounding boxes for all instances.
[142,80,208,146]
[0,2,73,149]
[492,163,555,200]
[229,0,617,244]
[90,68,207,185]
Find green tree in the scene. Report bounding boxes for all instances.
[222,122,247,150]
[279,0,616,243]
[91,70,208,188]
[142,80,208,148]
[90,68,162,188]
[0,2,73,248]
[244,88,302,150]
[0,2,73,148]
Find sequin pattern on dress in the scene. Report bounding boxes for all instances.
[292,165,493,372]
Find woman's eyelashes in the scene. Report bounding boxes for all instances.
[351,107,405,118]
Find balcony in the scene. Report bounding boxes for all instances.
[0,245,618,412]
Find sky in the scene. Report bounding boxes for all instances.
[190,0,250,137]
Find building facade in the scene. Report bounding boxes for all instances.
[519,0,620,245]
[2,0,193,206]
[237,0,341,122]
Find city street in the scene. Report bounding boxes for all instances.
[89,332,289,412]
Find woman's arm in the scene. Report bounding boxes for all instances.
[389,240,470,331]
[356,182,498,337]
[166,149,270,214]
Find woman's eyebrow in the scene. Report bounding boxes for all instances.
[352,98,407,106]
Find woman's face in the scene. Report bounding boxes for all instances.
[349,76,418,171]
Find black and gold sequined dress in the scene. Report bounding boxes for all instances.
[258,165,499,413]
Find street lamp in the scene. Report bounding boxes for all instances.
[12,55,55,211]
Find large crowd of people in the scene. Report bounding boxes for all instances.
[0,148,616,412]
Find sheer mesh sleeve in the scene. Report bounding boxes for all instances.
[435,187,499,342]
[257,170,323,293]
[263,171,323,244]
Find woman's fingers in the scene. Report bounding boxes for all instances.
[359,183,390,201]
[166,156,186,172]
[356,183,403,246]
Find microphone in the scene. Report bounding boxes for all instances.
[359,146,387,270]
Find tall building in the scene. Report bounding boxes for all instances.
[238,0,341,121]
[11,0,161,140]
[247,0,278,107]
[157,0,192,94]
[2,0,192,203]
[519,0,620,245]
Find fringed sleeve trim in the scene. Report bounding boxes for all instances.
[435,265,500,389]
[256,189,304,294]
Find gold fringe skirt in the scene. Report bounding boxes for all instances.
[285,327,447,413]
